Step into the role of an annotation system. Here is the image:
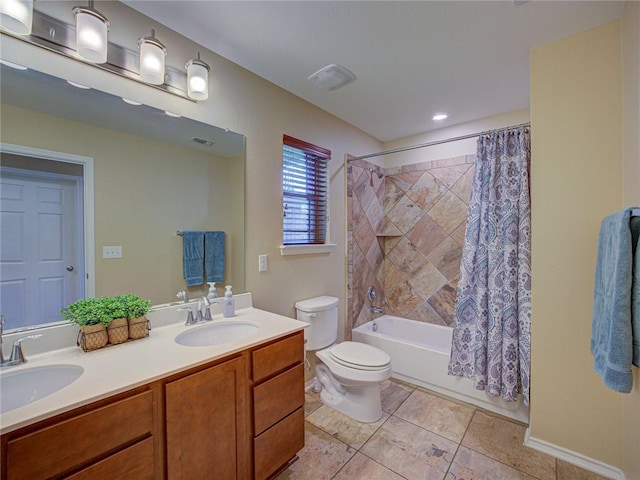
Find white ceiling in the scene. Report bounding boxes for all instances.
[125,0,626,142]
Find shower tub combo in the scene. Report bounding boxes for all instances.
[352,315,529,423]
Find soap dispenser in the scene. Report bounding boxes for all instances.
[222,285,235,317]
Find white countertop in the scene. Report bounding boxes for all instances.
[0,298,308,435]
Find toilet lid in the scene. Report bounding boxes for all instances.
[329,342,391,370]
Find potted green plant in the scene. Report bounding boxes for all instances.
[124,294,152,340]
[61,298,111,351]
[104,296,129,345]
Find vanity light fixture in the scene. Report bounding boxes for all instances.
[122,97,142,106]
[432,113,448,121]
[0,0,33,35]
[73,0,110,64]
[185,51,210,101]
[0,58,27,70]
[66,80,91,89]
[138,29,167,85]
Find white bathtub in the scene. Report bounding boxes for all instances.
[352,315,529,423]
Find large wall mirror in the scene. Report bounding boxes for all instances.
[0,64,246,332]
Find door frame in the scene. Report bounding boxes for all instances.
[1,142,96,299]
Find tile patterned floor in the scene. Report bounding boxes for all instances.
[277,380,611,480]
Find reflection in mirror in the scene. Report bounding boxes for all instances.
[0,64,246,332]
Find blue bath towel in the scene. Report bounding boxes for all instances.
[591,208,638,393]
[631,216,640,367]
[205,231,225,283]
[182,231,204,287]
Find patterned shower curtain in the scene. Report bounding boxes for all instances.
[448,126,531,406]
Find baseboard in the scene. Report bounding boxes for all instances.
[524,428,626,480]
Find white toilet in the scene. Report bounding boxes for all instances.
[296,296,391,423]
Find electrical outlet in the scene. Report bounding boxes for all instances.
[258,254,268,272]
[103,246,122,259]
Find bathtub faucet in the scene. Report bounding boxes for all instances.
[370,306,383,314]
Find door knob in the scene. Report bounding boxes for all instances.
[66,265,74,272]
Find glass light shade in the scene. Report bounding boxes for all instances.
[138,32,166,85]
[186,56,210,101]
[0,0,33,35]
[74,7,109,64]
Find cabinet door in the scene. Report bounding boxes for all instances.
[166,356,248,480]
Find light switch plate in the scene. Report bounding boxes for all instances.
[258,254,267,272]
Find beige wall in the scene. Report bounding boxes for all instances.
[0,1,381,336]
[1,104,244,306]
[621,2,640,478]
[530,21,625,468]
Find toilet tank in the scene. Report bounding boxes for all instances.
[295,296,339,351]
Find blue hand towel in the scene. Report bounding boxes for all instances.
[631,216,640,367]
[182,231,204,287]
[205,231,225,284]
[591,208,637,393]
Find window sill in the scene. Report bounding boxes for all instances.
[280,244,337,256]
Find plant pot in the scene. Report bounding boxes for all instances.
[107,318,129,344]
[80,323,108,351]
[128,315,149,340]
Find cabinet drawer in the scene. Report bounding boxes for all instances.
[254,407,304,480]
[254,364,304,435]
[252,331,303,382]
[65,437,155,480]
[6,390,154,480]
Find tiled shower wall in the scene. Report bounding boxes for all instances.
[347,154,475,337]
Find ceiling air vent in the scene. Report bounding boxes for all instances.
[308,64,356,91]
[190,137,215,146]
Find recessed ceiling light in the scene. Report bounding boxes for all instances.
[0,59,27,70]
[67,80,90,89]
[432,113,448,121]
[164,111,181,118]
[122,97,142,106]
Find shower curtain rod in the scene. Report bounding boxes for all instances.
[348,122,531,162]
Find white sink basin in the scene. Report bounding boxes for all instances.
[0,364,84,414]
[175,321,260,347]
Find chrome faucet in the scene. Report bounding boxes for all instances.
[0,315,42,368]
[178,307,197,326]
[199,297,213,321]
[370,306,384,314]
[367,286,384,314]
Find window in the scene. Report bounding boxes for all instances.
[282,135,331,245]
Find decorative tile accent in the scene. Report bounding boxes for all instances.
[306,405,389,450]
[394,389,475,443]
[461,411,556,480]
[361,415,457,480]
[276,423,356,480]
[447,446,537,480]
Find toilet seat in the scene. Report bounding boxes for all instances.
[329,341,390,371]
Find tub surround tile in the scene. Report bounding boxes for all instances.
[365,238,384,273]
[451,164,475,204]
[427,284,458,325]
[276,423,356,480]
[406,171,447,211]
[450,222,467,247]
[408,301,448,325]
[390,171,423,192]
[408,213,449,257]
[361,415,457,480]
[430,164,471,189]
[446,446,537,480]
[332,452,405,480]
[384,178,405,214]
[461,411,556,480]
[429,190,468,234]
[386,195,424,234]
[427,237,463,281]
[381,379,415,414]
[365,195,385,233]
[306,405,389,450]
[386,279,424,316]
[408,261,448,300]
[395,389,475,443]
[386,237,426,275]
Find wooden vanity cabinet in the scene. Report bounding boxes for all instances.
[1,386,157,480]
[165,355,250,480]
[251,332,305,480]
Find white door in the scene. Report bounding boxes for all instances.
[0,169,84,330]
